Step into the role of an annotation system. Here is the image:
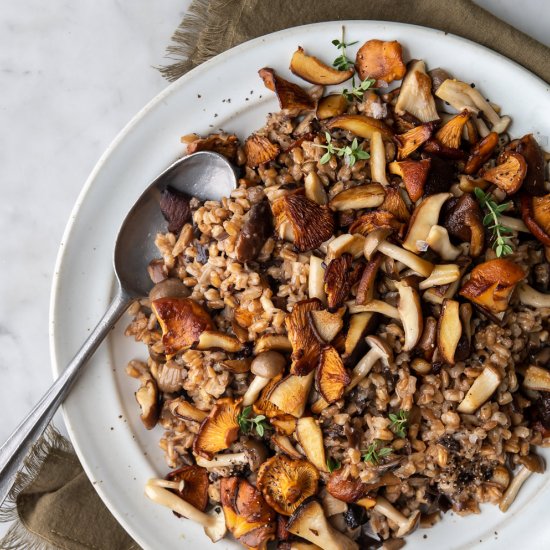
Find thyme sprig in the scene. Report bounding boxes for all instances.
[332,27,358,72]
[315,132,370,167]
[237,406,270,437]
[474,187,514,257]
[326,457,341,473]
[389,410,409,438]
[342,77,377,101]
[362,440,393,465]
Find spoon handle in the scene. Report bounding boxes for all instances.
[0,286,131,506]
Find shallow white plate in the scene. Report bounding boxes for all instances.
[50,20,550,550]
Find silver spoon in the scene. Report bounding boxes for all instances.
[0,151,237,504]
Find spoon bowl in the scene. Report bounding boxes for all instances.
[0,150,237,505]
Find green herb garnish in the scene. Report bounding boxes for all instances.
[315,132,370,167]
[332,27,358,72]
[237,406,270,437]
[362,440,393,465]
[389,410,409,438]
[342,77,377,101]
[326,457,341,473]
[474,187,514,257]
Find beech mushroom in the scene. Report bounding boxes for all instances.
[373,496,420,537]
[196,330,243,352]
[257,455,319,516]
[344,312,376,358]
[309,255,327,303]
[254,334,292,354]
[419,264,460,290]
[425,226,461,260]
[435,79,511,133]
[149,278,191,302]
[396,279,423,351]
[347,336,393,392]
[347,299,400,320]
[295,416,329,472]
[395,60,439,122]
[370,130,390,185]
[326,233,365,261]
[220,477,276,549]
[329,183,386,211]
[195,440,267,472]
[242,351,286,406]
[499,455,544,512]
[145,479,226,542]
[518,283,550,308]
[169,399,208,423]
[287,500,359,550]
[457,365,502,413]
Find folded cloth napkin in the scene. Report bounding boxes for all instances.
[3,1,549,549]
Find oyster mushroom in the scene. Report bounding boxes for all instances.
[499,454,545,512]
[457,365,502,413]
[395,60,439,123]
[242,351,287,406]
[435,79,511,133]
[304,172,328,205]
[518,283,550,308]
[355,39,406,86]
[373,496,420,537]
[145,479,226,542]
[135,374,159,430]
[520,193,550,246]
[151,297,214,355]
[220,477,276,550]
[395,278,423,351]
[268,372,315,418]
[168,398,208,424]
[343,312,376,358]
[324,254,353,309]
[326,114,394,140]
[286,500,358,550]
[329,183,386,211]
[388,159,431,202]
[291,46,354,85]
[309,308,345,343]
[347,336,393,393]
[437,299,462,364]
[195,440,268,472]
[257,455,319,516]
[193,397,242,459]
[425,226,461,260]
[258,67,316,112]
[272,433,303,460]
[295,416,329,472]
[355,253,384,305]
[315,345,350,404]
[459,259,525,315]
[370,130,390,185]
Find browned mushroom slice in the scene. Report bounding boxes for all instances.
[245,134,280,168]
[253,334,293,355]
[395,122,436,159]
[220,477,276,550]
[402,193,452,253]
[349,211,404,238]
[135,375,159,430]
[295,416,329,472]
[160,186,192,233]
[316,346,350,404]
[343,312,376,358]
[219,358,252,374]
[515,134,547,196]
[464,131,499,175]
[457,365,502,413]
[309,308,345,343]
[326,234,365,261]
[272,194,335,252]
[196,331,243,352]
[258,67,316,111]
[186,133,239,162]
[522,365,550,392]
[326,114,394,140]
[324,254,353,309]
[437,299,462,364]
[257,455,319,516]
[355,253,383,305]
[193,398,242,459]
[326,471,369,503]
[271,415,297,436]
[169,399,208,423]
[423,138,466,160]
[459,258,525,314]
[396,279,423,351]
[481,152,527,195]
[317,94,348,120]
[271,433,303,460]
[417,316,437,361]
[380,184,411,223]
[355,39,406,86]
[435,110,471,149]
[286,299,323,376]
[304,172,328,205]
[395,60,439,122]
[287,500,358,550]
[442,193,485,257]
[166,465,209,512]
[235,200,273,262]
[242,351,287,407]
[329,183,386,211]
[252,373,284,418]
[268,372,314,418]
[388,159,431,202]
[520,193,550,246]
[151,297,214,355]
[309,255,327,303]
[291,46,354,85]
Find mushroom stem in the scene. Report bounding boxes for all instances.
[242,375,270,406]
[499,215,529,233]
[376,241,434,277]
[195,452,248,469]
[518,283,550,308]
[425,226,461,260]
[346,349,380,393]
[148,478,185,492]
[370,130,390,186]
[499,466,532,512]
[145,480,226,542]
[374,496,420,537]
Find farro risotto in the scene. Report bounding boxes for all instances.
[124,35,550,549]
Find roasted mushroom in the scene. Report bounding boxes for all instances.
[437,299,462,364]
[326,115,394,140]
[388,159,431,202]
[242,351,287,406]
[442,193,485,257]
[480,152,527,195]
[258,67,316,112]
[499,456,545,512]
[395,60,439,123]
[464,132,498,175]
[165,465,209,512]
[515,134,547,196]
[257,455,319,516]
[309,308,345,343]
[329,183,386,211]
[373,496,420,538]
[457,365,502,413]
[220,477,276,550]
[135,374,159,430]
[395,122,436,159]
[268,372,315,418]
[317,94,348,120]
[193,398,242,459]
[235,200,274,262]
[159,186,192,233]
[291,46,354,85]
[435,110,471,149]
[396,278,423,351]
[295,416,329,472]
[152,297,214,355]
[315,345,350,403]
[347,336,393,392]
[324,254,353,309]
[520,193,550,246]
[245,134,281,168]
[309,255,327,303]
[355,39,406,86]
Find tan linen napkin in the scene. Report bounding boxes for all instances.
[160,0,550,83]
[2,2,548,549]
[0,427,138,550]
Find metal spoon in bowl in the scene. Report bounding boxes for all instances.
[0,151,237,505]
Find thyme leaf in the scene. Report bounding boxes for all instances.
[388,410,409,438]
[362,440,393,465]
[237,406,270,437]
[315,132,370,167]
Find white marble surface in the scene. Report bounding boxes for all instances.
[0,0,548,540]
